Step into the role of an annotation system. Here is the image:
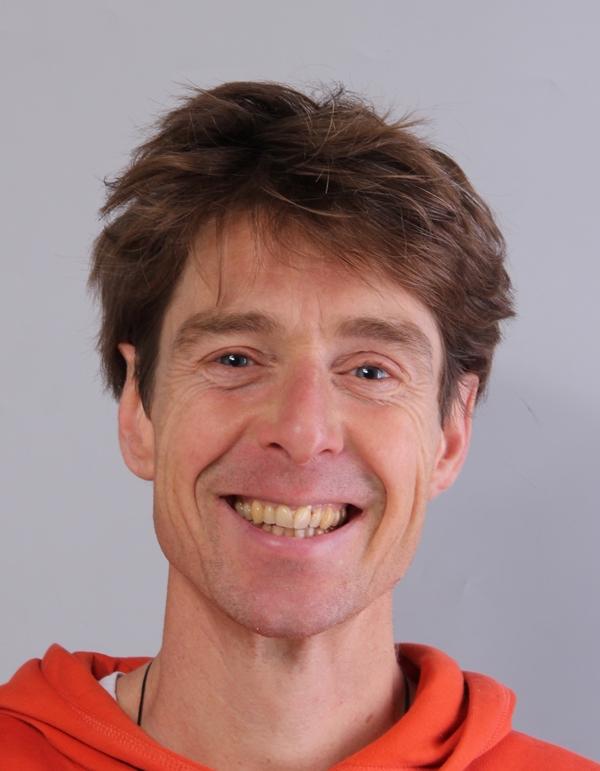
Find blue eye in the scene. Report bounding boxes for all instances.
[355,365,389,380]
[218,353,251,368]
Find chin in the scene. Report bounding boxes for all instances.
[217,588,364,640]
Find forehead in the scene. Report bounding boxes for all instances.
[161,216,443,367]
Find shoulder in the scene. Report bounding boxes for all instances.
[0,713,75,769]
[471,730,599,770]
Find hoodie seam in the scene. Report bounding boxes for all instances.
[42,655,205,770]
[477,683,514,757]
[50,696,206,771]
[334,765,424,769]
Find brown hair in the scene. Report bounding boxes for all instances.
[88,81,514,421]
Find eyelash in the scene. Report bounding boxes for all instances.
[214,352,393,381]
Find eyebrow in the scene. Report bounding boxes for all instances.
[335,316,434,372]
[170,310,434,370]
[171,311,279,355]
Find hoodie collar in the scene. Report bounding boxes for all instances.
[0,643,514,770]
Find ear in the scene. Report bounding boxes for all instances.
[428,373,479,500]
[117,343,155,481]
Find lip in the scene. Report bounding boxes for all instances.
[217,496,365,556]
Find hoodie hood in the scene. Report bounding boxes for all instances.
[335,644,514,769]
[0,643,515,770]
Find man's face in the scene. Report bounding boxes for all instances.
[119,217,474,637]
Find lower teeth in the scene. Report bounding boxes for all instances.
[258,523,328,538]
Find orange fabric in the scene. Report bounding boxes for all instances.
[0,643,597,770]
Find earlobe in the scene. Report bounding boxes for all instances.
[117,343,155,481]
[428,374,479,500]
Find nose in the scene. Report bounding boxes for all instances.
[253,364,344,465]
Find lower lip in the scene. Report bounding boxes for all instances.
[217,497,364,557]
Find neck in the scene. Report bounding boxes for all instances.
[119,568,406,771]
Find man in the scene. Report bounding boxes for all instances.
[0,82,596,770]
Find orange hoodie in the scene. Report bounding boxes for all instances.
[0,643,597,770]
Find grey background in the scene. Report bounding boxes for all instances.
[1,0,598,762]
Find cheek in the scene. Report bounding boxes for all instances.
[152,389,247,524]
[358,406,439,561]
[355,403,436,492]
[151,390,246,574]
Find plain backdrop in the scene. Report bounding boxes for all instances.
[1,0,598,762]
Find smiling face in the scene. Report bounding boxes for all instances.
[118,216,476,638]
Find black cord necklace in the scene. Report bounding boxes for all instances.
[137,659,152,727]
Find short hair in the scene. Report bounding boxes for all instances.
[88,81,514,421]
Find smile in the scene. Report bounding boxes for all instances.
[228,496,359,538]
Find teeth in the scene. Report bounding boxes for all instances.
[293,505,311,530]
[232,497,349,538]
[320,505,335,531]
[251,500,264,524]
[309,506,323,528]
[274,505,294,528]
[263,504,276,525]
[234,500,253,520]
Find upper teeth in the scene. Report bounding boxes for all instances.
[234,498,347,532]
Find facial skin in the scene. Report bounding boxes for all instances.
[118,216,477,640]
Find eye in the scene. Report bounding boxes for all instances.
[354,365,390,380]
[217,352,253,368]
